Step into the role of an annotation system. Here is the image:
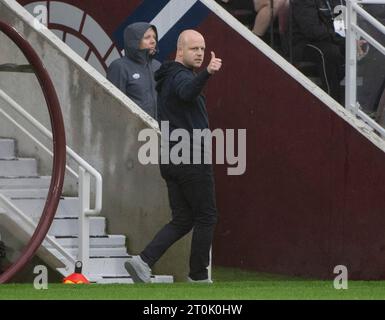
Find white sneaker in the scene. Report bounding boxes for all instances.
[124,255,152,283]
[187,276,213,284]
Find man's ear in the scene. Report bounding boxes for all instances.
[176,47,183,59]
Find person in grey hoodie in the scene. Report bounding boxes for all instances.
[107,22,161,118]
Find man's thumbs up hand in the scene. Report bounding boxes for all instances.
[207,51,222,75]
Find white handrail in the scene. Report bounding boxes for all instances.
[0,107,78,178]
[0,87,102,274]
[358,0,385,4]
[352,24,385,56]
[345,0,385,137]
[0,88,102,213]
[0,194,76,268]
[353,2,385,36]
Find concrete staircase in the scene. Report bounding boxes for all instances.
[0,138,173,283]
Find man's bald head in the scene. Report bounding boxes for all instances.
[177,30,205,49]
[175,30,206,69]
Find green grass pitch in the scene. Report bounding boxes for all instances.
[1,267,385,300]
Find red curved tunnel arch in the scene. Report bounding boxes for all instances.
[0,20,66,283]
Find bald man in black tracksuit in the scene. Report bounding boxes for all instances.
[292,0,346,103]
[124,30,222,283]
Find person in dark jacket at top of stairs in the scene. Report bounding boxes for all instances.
[292,0,346,103]
[124,30,222,284]
[107,22,161,119]
[291,0,367,104]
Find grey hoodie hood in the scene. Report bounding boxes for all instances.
[124,22,159,64]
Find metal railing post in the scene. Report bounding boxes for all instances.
[346,0,358,113]
[78,167,90,277]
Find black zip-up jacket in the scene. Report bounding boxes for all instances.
[292,0,345,56]
[155,61,211,146]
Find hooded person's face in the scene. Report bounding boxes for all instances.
[139,27,157,55]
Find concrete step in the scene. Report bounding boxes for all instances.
[91,275,174,284]
[11,197,80,219]
[0,176,51,189]
[0,188,49,198]
[0,158,38,177]
[88,256,132,276]
[52,235,127,248]
[0,139,15,159]
[49,217,106,237]
[340,76,363,87]
[88,256,173,283]
[87,257,174,282]
[86,258,173,283]
[53,256,173,283]
[49,246,129,258]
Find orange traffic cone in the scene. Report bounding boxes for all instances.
[62,261,90,284]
